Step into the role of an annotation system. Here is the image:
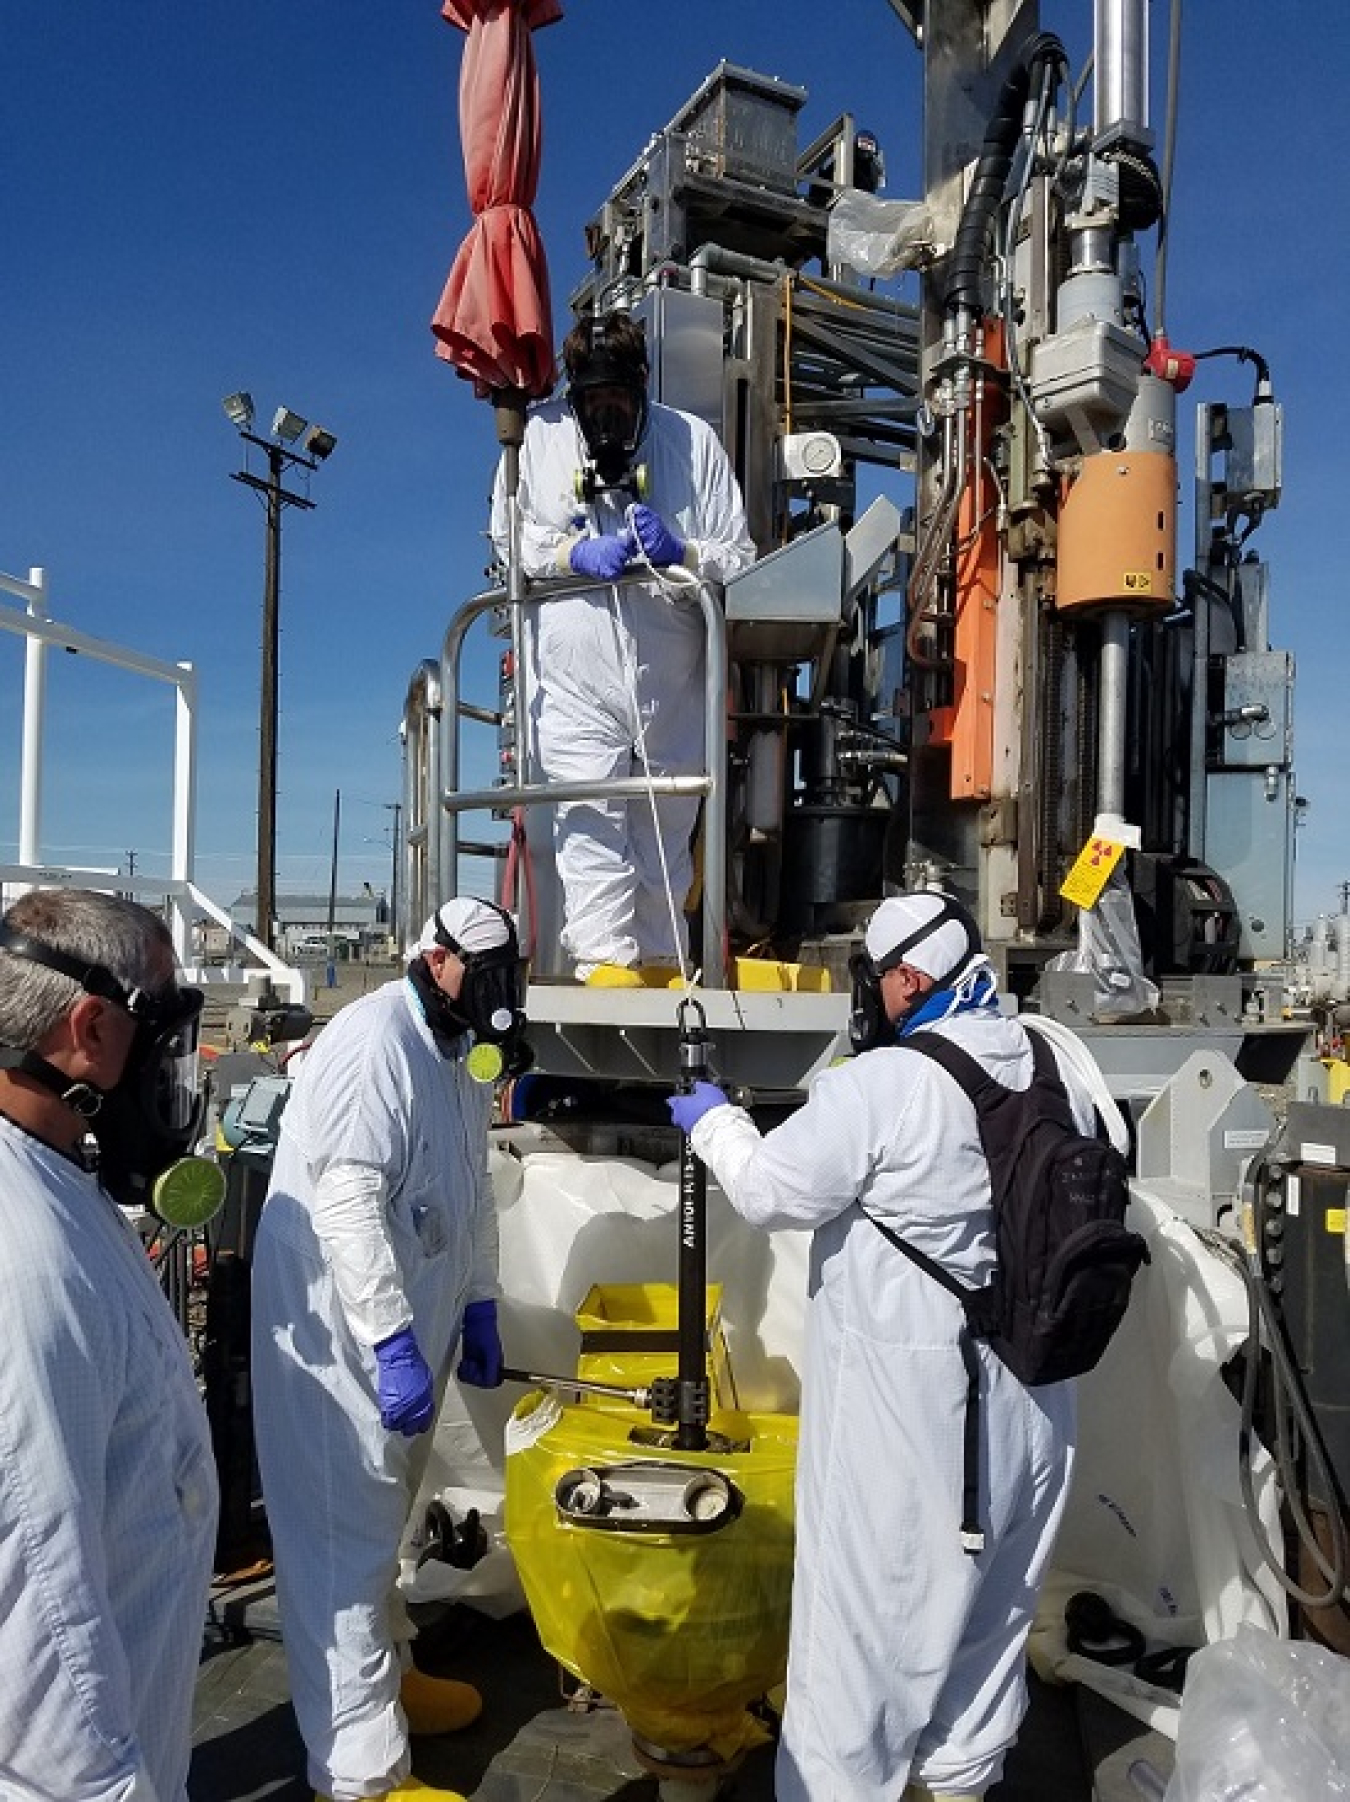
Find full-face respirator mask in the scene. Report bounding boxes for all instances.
[0,924,223,1227]
[568,321,650,503]
[413,903,533,1083]
[847,893,983,1056]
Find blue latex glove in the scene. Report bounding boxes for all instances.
[457,1298,504,1388]
[629,503,686,568]
[667,1080,730,1135]
[569,533,632,582]
[374,1326,436,1436]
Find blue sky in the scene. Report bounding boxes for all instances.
[2,1,1344,923]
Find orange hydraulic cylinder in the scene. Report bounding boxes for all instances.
[926,325,1003,802]
[1057,449,1176,614]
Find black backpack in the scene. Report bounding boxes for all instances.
[865,1027,1149,1551]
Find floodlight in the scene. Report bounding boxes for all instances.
[223,391,255,430]
[272,406,307,443]
[304,425,337,462]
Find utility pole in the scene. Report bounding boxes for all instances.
[223,395,336,953]
[327,788,341,972]
[385,800,402,947]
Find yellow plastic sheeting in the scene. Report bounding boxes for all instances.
[506,1398,797,1760]
[1322,1058,1350,1105]
[734,956,832,993]
[574,1282,738,1412]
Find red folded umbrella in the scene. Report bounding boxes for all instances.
[432,0,561,401]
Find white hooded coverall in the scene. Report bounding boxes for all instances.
[491,398,755,974]
[251,977,498,1800]
[690,1012,1100,1802]
[0,1115,218,1802]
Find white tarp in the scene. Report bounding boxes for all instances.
[1031,1186,1285,1735]
[409,1144,1285,1723]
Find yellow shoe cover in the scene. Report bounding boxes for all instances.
[638,964,694,990]
[315,1784,468,1801]
[399,1666,483,1736]
[583,964,643,988]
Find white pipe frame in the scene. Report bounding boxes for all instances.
[0,569,304,1003]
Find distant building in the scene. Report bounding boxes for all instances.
[226,890,388,959]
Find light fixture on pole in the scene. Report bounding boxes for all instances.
[223,394,337,956]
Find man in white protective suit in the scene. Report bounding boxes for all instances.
[0,888,219,1801]
[491,308,755,987]
[668,891,1129,1802]
[251,898,531,1802]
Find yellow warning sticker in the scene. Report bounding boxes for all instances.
[1060,834,1126,909]
[1326,1208,1346,1236]
[1122,571,1153,593]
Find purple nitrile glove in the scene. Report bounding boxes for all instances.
[667,1080,730,1136]
[629,504,685,568]
[374,1326,436,1436]
[457,1298,504,1388]
[569,533,632,582]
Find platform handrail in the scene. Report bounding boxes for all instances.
[431,571,729,988]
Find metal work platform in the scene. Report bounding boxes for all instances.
[520,975,1313,1103]
[521,983,849,1092]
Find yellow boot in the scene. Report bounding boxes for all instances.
[583,963,643,988]
[638,964,684,988]
[316,1782,468,1801]
[399,1666,483,1735]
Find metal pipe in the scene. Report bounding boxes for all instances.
[19,567,47,878]
[437,573,728,987]
[699,583,728,989]
[170,664,198,964]
[401,660,441,940]
[1097,610,1131,821]
[1188,407,1214,859]
[1093,0,1149,144]
[501,1366,651,1407]
[690,242,920,325]
[443,774,710,814]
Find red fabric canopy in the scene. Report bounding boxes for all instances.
[431,0,562,400]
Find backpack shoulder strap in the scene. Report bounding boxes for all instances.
[901,1028,1006,1116]
[864,1205,971,1303]
[1027,1029,1065,1088]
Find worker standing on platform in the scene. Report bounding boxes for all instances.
[493,309,754,986]
[670,892,1127,1802]
[252,897,528,1802]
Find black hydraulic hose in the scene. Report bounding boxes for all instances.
[1193,344,1273,398]
[1201,1207,1349,1610]
[943,33,1066,317]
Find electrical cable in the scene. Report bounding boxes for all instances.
[1192,343,1272,397]
[1198,1184,1349,1610]
[1154,0,1184,337]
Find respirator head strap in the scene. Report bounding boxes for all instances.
[868,893,981,991]
[0,1044,104,1116]
[0,923,161,1017]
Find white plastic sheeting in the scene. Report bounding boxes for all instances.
[401,1141,809,1604]
[1031,1185,1285,1736]
[408,1143,1285,1721]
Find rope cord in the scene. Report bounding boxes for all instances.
[600,505,714,988]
